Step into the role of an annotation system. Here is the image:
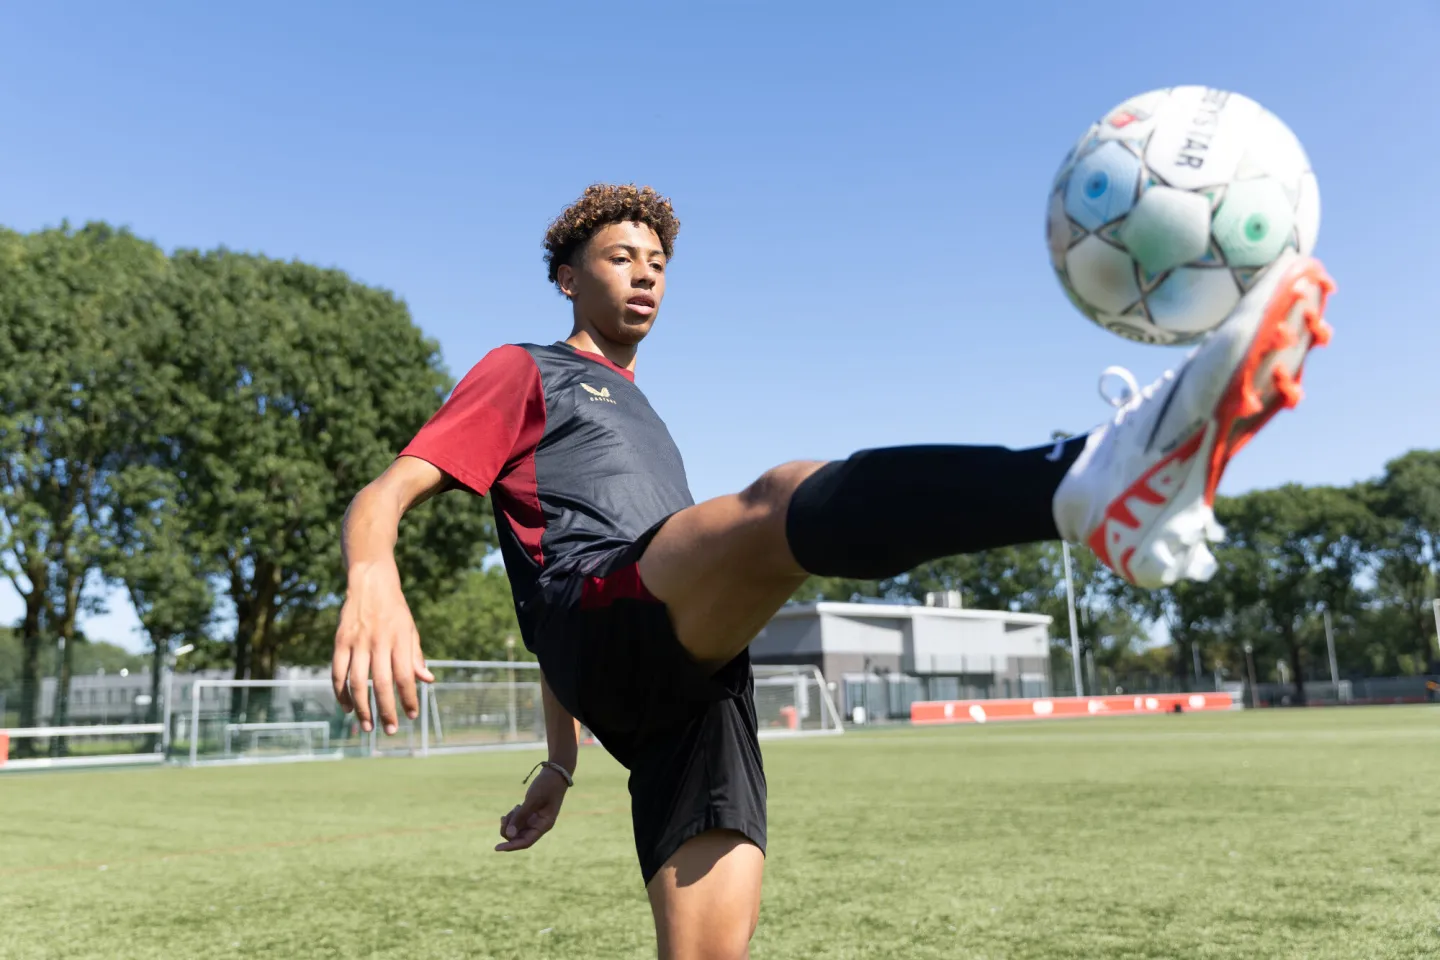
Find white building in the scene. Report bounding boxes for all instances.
[26,666,329,725]
[750,600,1053,720]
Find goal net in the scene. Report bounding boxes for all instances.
[183,678,370,765]
[178,660,842,765]
[183,666,546,764]
[415,661,843,756]
[420,661,544,755]
[751,664,844,737]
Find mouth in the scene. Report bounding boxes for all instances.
[625,294,657,316]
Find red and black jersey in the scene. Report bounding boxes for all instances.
[401,342,694,644]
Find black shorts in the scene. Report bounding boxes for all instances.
[528,524,767,886]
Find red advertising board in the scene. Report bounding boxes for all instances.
[911,692,1234,725]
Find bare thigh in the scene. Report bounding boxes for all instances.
[647,830,765,960]
[637,461,826,665]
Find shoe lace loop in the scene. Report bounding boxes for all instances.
[1098,365,1141,409]
[1098,365,1172,425]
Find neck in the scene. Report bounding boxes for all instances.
[565,325,637,373]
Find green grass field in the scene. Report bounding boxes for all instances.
[4,707,1439,959]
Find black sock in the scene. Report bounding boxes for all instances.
[784,437,1087,580]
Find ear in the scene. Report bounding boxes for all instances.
[556,262,577,300]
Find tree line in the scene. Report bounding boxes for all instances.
[3,223,1435,743]
[796,452,1440,701]
[0,223,519,752]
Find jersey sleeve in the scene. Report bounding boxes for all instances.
[399,345,545,496]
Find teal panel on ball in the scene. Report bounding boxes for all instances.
[1213,178,1295,268]
[1118,186,1212,276]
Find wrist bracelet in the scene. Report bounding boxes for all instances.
[523,760,573,788]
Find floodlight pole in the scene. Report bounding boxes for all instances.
[1061,541,1084,698]
[159,644,194,760]
[190,682,203,766]
[1432,599,1440,665]
[1324,610,1339,691]
[505,635,518,740]
[1052,431,1085,699]
[161,659,174,757]
[1243,642,1259,709]
[161,666,174,757]
[862,657,871,724]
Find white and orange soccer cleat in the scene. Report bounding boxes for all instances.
[1053,250,1335,589]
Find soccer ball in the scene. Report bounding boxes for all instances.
[1047,86,1320,346]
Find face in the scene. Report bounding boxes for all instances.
[558,221,666,346]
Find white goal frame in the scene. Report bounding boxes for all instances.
[413,660,844,757]
[751,664,845,738]
[418,660,545,757]
[222,720,332,756]
[188,678,362,766]
[179,661,843,766]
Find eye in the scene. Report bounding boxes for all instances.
[650,261,665,272]
[609,255,630,265]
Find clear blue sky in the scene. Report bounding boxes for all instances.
[3,1,1436,651]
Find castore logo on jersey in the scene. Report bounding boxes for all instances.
[581,383,617,404]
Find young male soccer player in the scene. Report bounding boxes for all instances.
[333,183,1333,958]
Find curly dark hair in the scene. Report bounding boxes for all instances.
[543,183,680,290]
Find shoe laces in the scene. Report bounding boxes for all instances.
[1097,365,1173,426]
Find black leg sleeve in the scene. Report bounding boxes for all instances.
[784,438,1086,579]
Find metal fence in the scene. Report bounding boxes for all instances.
[6,667,1437,771]
[842,672,1052,722]
[1251,676,1439,707]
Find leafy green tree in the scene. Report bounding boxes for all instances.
[102,465,215,726]
[412,566,529,662]
[893,544,1060,612]
[0,628,143,685]
[789,576,883,604]
[160,250,492,715]
[1368,450,1440,672]
[0,627,17,682]
[1211,485,1378,702]
[0,223,173,749]
[1115,571,1235,689]
[791,544,1068,613]
[58,637,148,677]
[1036,545,1150,690]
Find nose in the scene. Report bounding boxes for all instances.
[632,261,658,288]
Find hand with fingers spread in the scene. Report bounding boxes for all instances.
[496,765,570,853]
[331,557,433,736]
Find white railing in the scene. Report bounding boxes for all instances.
[0,723,165,772]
